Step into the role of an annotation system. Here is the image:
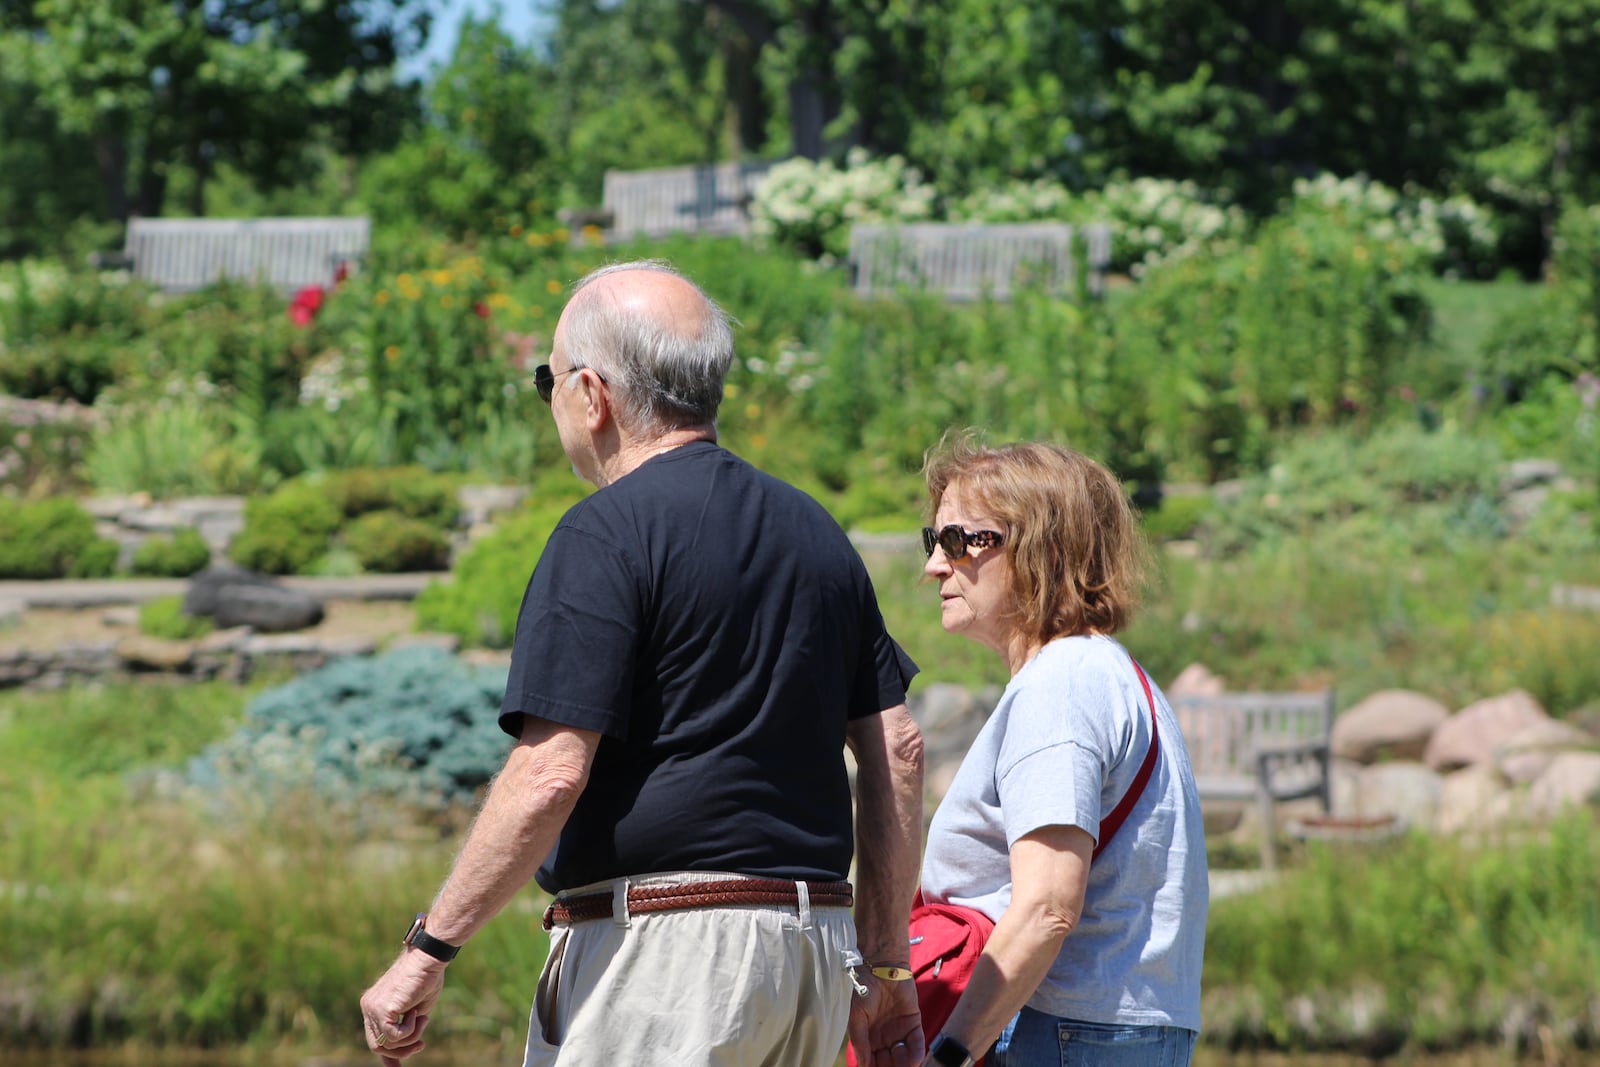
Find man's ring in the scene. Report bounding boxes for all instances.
[375,1028,388,1047]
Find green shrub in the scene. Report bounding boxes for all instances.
[83,399,233,498]
[228,479,342,574]
[0,496,118,578]
[138,595,214,640]
[343,510,452,572]
[414,483,586,647]
[130,529,212,577]
[328,466,461,527]
[0,266,150,404]
[1140,493,1211,542]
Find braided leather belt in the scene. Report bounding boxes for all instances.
[542,877,854,930]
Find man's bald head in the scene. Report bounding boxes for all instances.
[558,261,736,433]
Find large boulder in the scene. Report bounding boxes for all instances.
[1331,689,1450,764]
[1434,763,1512,836]
[1167,663,1226,699]
[1423,690,1549,772]
[1527,752,1600,820]
[1493,719,1599,785]
[183,563,325,633]
[1347,761,1442,827]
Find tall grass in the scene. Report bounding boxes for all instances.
[1204,815,1600,1053]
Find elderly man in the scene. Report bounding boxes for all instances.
[360,261,927,1067]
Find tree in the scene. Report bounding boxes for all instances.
[0,0,426,222]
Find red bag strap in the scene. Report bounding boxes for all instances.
[1092,658,1159,860]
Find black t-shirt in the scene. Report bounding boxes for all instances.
[500,441,917,893]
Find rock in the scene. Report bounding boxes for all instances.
[1527,752,1600,819]
[115,634,195,670]
[1347,761,1442,827]
[458,485,529,525]
[911,682,993,764]
[1423,689,1549,772]
[196,625,253,652]
[101,606,139,628]
[0,597,25,629]
[389,632,463,654]
[460,649,512,671]
[1435,763,1511,835]
[1499,458,1562,493]
[1331,689,1450,764]
[1167,663,1225,698]
[184,564,324,633]
[1493,719,1598,785]
[119,506,188,532]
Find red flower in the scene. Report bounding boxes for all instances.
[290,284,326,327]
[473,301,490,319]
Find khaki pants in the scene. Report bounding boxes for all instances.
[523,872,858,1067]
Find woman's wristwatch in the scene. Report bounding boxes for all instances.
[928,1034,975,1067]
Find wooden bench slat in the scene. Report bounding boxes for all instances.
[125,217,370,293]
[849,222,1109,302]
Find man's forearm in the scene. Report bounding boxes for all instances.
[422,721,596,946]
[848,704,925,962]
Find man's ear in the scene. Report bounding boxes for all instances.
[579,369,610,433]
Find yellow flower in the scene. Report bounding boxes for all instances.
[554,227,570,241]
[745,403,760,420]
[441,295,455,309]
[375,290,391,306]
[528,305,544,317]
[509,224,524,238]
[527,233,549,247]
[724,383,740,399]
[385,345,401,361]
[487,292,514,309]
[751,433,768,449]
[546,279,563,294]
[397,273,414,288]
[430,269,453,287]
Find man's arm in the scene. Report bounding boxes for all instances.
[359,715,600,1064]
[846,703,926,1066]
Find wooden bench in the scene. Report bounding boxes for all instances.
[124,216,370,293]
[601,162,776,240]
[848,221,1113,301]
[1170,689,1335,869]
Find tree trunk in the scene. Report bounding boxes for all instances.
[93,135,129,223]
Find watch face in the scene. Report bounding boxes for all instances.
[404,913,427,945]
[930,1035,972,1067]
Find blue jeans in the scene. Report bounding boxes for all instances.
[990,1007,1198,1067]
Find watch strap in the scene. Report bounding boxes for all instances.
[403,912,460,962]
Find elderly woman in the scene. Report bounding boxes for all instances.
[915,438,1208,1067]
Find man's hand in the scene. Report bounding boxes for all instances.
[847,975,925,1067]
[360,951,448,1065]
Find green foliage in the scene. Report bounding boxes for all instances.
[1117,214,1432,480]
[328,465,461,527]
[137,594,214,640]
[1139,493,1212,543]
[229,479,342,575]
[0,265,150,403]
[1203,815,1600,1052]
[414,484,587,647]
[343,510,452,573]
[130,528,211,577]
[83,398,233,498]
[0,496,117,578]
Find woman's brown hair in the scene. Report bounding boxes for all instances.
[924,432,1149,644]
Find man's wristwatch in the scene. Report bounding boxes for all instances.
[928,1034,975,1067]
[402,912,460,962]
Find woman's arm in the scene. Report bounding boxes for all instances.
[923,823,1094,1063]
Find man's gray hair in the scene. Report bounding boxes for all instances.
[562,260,736,432]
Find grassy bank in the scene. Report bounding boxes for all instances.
[4,672,1598,1057]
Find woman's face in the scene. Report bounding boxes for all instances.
[923,485,1018,659]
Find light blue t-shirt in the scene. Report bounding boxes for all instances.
[920,634,1209,1031]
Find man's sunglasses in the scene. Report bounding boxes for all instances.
[922,525,1005,559]
[533,364,579,404]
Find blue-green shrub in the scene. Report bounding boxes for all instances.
[186,645,511,808]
